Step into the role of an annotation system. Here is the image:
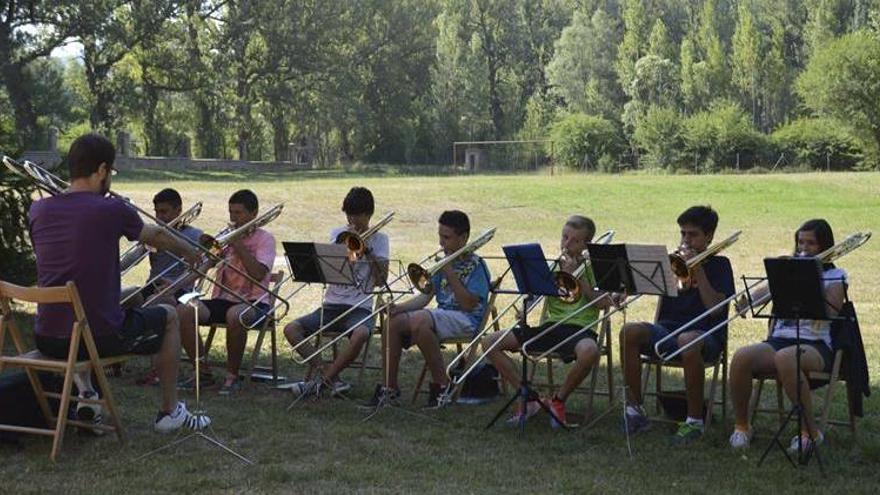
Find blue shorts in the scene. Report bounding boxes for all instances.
[641,321,723,362]
[764,337,834,373]
[295,304,375,337]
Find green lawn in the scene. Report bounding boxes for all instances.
[2,171,879,494]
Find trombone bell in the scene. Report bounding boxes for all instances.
[407,263,433,294]
[553,271,580,304]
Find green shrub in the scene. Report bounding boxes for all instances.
[632,105,686,171]
[548,113,621,170]
[683,100,770,172]
[771,118,864,170]
[0,169,36,285]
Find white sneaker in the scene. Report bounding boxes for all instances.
[729,428,752,449]
[154,402,212,433]
[76,391,105,436]
[788,430,824,454]
[331,379,351,396]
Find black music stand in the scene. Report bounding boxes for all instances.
[585,242,672,455]
[757,257,836,472]
[277,242,356,391]
[486,243,570,431]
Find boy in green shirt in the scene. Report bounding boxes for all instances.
[482,215,616,427]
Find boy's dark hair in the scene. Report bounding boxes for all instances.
[677,205,719,235]
[439,210,470,236]
[153,188,182,209]
[342,187,375,215]
[67,133,115,179]
[566,215,596,242]
[229,189,259,213]
[796,218,835,258]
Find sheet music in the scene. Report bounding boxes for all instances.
[313,243,357,285]
[626,244,676,296]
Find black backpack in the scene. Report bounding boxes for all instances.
[0,371,67,446]
[459,363,500,399]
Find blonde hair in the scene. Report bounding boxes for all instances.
[565,215,596,241]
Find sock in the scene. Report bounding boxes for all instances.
[626,405,643,416]
[73,371,96,396]
[686,416,704,427]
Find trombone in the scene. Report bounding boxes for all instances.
[120,201,204,276]
[407,228,497,294]
[292,226,495,365]
[655,230,872,361]
[527,230,740,363]
[136,204,290,324]
[245,211,396,330]
[290,248,443,365]
[5,156,290,321]
[670,230,741,287]
[442,230,616,395]
[335,211,394,260]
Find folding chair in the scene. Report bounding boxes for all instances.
[640,331,728,432]
[748,302,862,440]
[307,299,384,385]
[0,280,127,461]
[528,307,615,422]
[204,271,285,385]
[411,293,500,404]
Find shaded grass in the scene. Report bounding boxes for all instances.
[2,171,880,494]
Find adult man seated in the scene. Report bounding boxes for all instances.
[177,189,276,395]
[366,210,491,407]
[619,205,734,445]
[29,133,209,433]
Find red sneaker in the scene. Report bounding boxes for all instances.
[547,397,567,428]
[135,367,160,386]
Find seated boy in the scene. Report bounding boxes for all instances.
[483,215,616,427]
[619,205,734,444]
[284,187,389,395]
[367,210,491,407]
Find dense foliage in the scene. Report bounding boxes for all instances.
[1,0,880,171]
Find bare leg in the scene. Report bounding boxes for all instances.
[223,303,250,381]
[386,312,411,390]
[155,305,182,412]
[409,311,447,386]
[177,301,209,363]
[729,343,777,429]
[774,346,825,437]
[557,338,599,401]
[483,331,523,390]
[677,331,706,420]
[324,326,370,381]
[619,322,651,406]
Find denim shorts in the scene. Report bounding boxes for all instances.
[764,337,834,373]
[641,321,723,362]
[295,304,376,337]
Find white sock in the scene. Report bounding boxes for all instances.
[73,372,95,396]
[686,416,704,427]
[626,405,644,416]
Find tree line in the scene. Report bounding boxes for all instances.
[2,0,880,171]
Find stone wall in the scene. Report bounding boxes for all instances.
[21,128,314,172]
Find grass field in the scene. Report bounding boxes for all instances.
[2,171,879,494]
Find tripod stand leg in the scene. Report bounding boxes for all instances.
[758,406,798,468]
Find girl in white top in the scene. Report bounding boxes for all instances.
[728,219,846,452]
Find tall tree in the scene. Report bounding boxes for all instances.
[0,1,78,149]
